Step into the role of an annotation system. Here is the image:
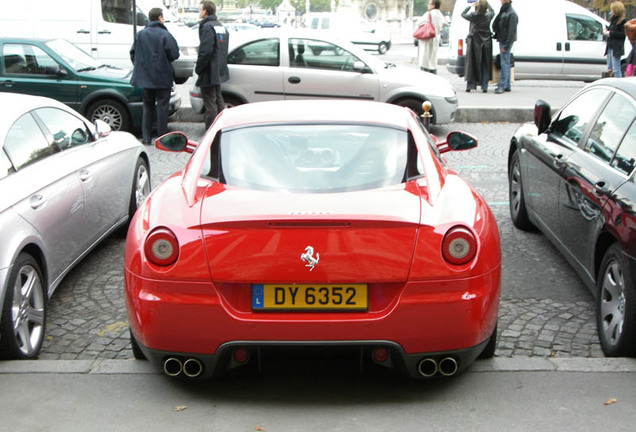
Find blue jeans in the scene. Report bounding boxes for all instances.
[606,48,622,77]
[498,43,513,90]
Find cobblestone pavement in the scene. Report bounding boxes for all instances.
[40,121,604,361]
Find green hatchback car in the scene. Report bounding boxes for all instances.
[0,38,180,132]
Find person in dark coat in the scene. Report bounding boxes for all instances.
[130,7,180,144]
[196,1,229,130]
[462,0,494,93]
[604,1,627,77]
[492,0,518,94]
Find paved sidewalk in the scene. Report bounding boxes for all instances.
[1,357,635,432]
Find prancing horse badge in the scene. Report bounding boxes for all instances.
[300,246,319,271]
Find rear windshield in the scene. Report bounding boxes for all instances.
[212,124,408,193]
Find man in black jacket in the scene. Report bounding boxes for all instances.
[492,0,518,94]
[196,1,229,129]
[130,8,180,144]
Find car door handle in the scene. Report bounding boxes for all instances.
[565,42,570,51]
[78,169,91,182]
[98,30,111,34]
[77,29,91,34]
[557,42,562,51]
[2,80,14,88]
[288,76,301,84]
[29,194,46,209]
[594,180,610,197]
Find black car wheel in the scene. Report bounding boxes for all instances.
[508,150,535,231]
[223,95,243,109]
[0,253,46,359]
[378,42,388,55]
[87,99,131,132]
[129,157,151,221]
[596,243,636,357]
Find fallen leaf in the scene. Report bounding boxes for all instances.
[604,398,617,406]
[255,427,265,431]
[173,405,188,411]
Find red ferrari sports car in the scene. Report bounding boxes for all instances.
[124,100,501,379]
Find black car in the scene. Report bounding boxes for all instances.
[0,38,180,132]
[508,77,636,357]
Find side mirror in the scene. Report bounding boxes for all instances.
[353,61,368,72]
[156,131,198,153]
[436,131,477,154]
[93,119,111,138]
[534,99,551,135]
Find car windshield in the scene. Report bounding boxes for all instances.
[213,124,408,193]
[44,39,102,71]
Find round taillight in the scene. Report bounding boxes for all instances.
[442,226,477,265]
[144,228,179,266]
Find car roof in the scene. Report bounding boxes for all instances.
[228,28,361,51]
[593,77,636,97]
[0,93,71,137]
[215,100,412,130]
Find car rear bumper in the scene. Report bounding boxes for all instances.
[125,267,500,378]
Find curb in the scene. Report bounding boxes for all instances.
[2,357,635,375]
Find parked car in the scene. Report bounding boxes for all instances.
[124,99,501,380]
[508,77,636,357]
[224,22,259,32]
[306,13,392,55]
[0,93,151,359]
[447,0,632,81]
[0,38,181,132]
[189,29,458,125]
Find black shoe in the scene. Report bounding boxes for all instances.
[494,88,504,94]
[505,88,511,92]
[142,140,151,145]
[465,88,471,93]
[482,89,488,93]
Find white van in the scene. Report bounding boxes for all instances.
[0,0,198,84]
[307,13,392,54]
[446,0,631,81]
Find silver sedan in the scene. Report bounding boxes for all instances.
[190,28,458,125]
[0,93,151,359]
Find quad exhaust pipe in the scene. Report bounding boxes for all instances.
[417,357,458,377]
[163,357,203,378]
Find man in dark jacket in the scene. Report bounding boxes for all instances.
[130,7,180,144]
[492,0,518,94]
[196,1,229,129]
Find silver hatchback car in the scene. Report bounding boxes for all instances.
[190,28,458,125]
[0,93,151,359]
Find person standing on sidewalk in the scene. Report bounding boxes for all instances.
[604,1,627,78]
[196,0,229,129]
[416,0,446,74]
[492,0,518,94]
[130,7,180,144]
[462,0,494,93]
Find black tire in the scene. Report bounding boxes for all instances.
[508,150,535,231]
[378,42,388,55]
[0,253,46,360]
[223,95,243,109]
[478,323,497,359]
[86,99,131,132]
[394,98,432,123]
[174,76,188,85]
[596,243,636,357]
[128,158,151,221]
[130,330,147,360]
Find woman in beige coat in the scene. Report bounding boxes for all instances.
[417,0,446,74]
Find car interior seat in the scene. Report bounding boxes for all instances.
[3,54,27,74]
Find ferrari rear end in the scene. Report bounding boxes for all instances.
[124,100,500,379]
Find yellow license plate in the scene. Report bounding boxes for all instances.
[252,284,368,311]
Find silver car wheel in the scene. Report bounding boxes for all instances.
[11,264,45,357]
[92,104,122,130]
[510,159,523,217]
[599,260,625,347]
[135,162,151,208]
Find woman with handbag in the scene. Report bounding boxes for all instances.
[624,18,636,77]
[461,0,494,92]
[416,0,446,74]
